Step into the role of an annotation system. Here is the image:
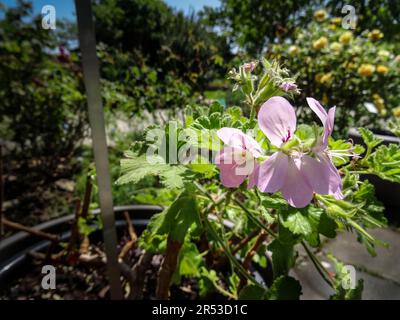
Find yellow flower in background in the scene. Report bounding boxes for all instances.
[358,64,375,77]
[313,37,328,50]
[288,45,299,55]
[376,65,389,75]
[372,94,386,115]
[343,61,356,70]
[318,73,333,86]
[393,106,400,118]
[330,42,342,52]
[314,9,328,22]
[378,50,390,58]
[368,29,384,41]
[315,73,324,82]
[331,17,342,25]
[329,24,337,31]
[339,31,353,44]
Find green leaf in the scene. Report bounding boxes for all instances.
[329,139,358,166]
[226,106,242,123]
[318,212,338,238]
[177,242,203,278]
[358,128,382,150]
[328,254,363,300]
[155,187,201,242]
[116,152,188,189]
[268,235,296,277]
[388,118,400,138]
[160,166,187,189]
[295,124,316,147]
[209,112,222,129]
[280,208,312,236]
[368,144,400,183]
[265,276,302,300]
[238,284,267,300]
[198,267,218,298]
[208,101,224,115]
[261,193,288,210]
[78,217,97,236]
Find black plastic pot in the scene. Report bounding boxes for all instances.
[0,205,273,294]
[0,205,162,288]
[348,128,400,224]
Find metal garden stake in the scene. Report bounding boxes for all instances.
[74,0,123,299]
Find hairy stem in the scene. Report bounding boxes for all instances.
[301,241,334,288]
[238,231,267,292]
[156,235,182,299]
[130,250,154,299]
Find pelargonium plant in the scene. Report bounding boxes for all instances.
[117,58,400,300]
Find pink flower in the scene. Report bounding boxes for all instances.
[280,82,298,92]
[242,61,257,73]
[215,128,261,188]
[306,97,344,199]
[256,96,343,208]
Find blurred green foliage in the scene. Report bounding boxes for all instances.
[0,1,87,221]
[93,0,232,91]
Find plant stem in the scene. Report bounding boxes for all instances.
[233,198,277,238]
[232,229,260,254]
[204,216,257,283]
[2,218,60,242]
[119,211,138,260]
[249,104,256,122]
[301,241,334,288]
[67,199,82,256]
[80,174,93,219]
[130,251,154,299]
[210,279,237,300]
[238,231,267,292]
[156,235,182,299]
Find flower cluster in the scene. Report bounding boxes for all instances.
[216,96,351,208]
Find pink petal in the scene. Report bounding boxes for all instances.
[215,148,247,188]
[307,98,336,149]
[256,152,289,193]
[248,162,260,189]
[258,97,297,147]
[242,135,262,158]
[323,106,336,144]
[317,153,342,196]
[215,146,237,166]
[306,97,327,124]
[217,127,261,157]
[234,155,257,176]
[280,158,314,208]
[219,163,247,188]
[300,155,335,195]
[333,188,344,200]
[217,128,245,148]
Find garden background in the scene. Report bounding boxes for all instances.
[0,0,400,300]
